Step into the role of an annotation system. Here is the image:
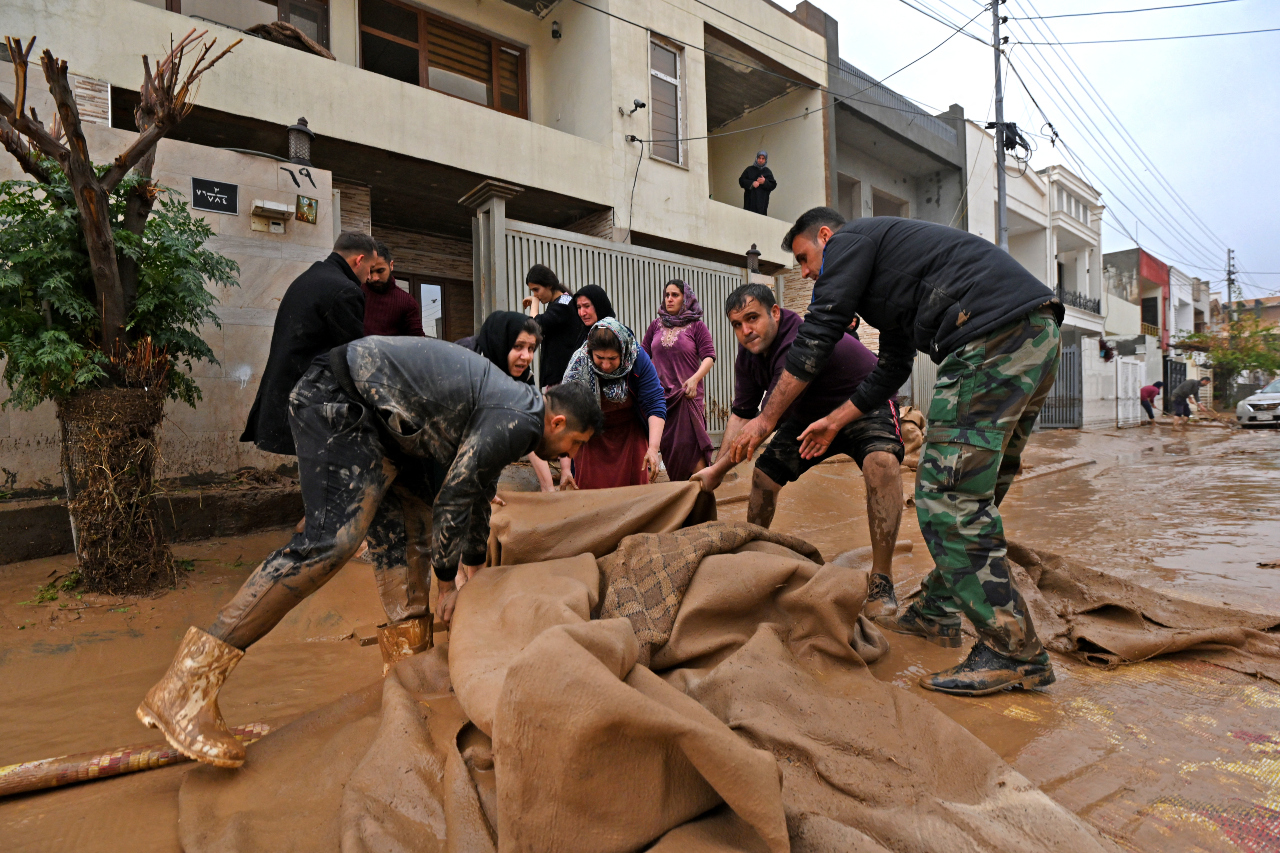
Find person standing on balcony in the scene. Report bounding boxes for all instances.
[642,280,715,482]
[739,151,777,216]
[730,207,1065,699]
[1140,381,1163,423]
[362,242,425,337]
[523,264,580,386]
[563,318,667,489]
[240,231,374,456]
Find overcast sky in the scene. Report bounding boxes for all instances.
[806,0,1279,298]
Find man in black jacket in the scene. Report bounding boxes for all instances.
[731,208,1064,698]
[240,231,376,455]
[139,338,603,769]
[738,151,777,215]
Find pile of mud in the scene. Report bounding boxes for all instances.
[178,484,1112,853]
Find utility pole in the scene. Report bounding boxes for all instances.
[992,0,1008,251]
[1227,248,1238,339]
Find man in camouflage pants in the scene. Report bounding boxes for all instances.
[730,208,1063,696]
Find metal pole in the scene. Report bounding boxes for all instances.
[993,1,1008,251]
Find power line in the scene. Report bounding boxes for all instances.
[894,0,991,44]
[1015,27,1280,44]
[571,0,986,145]
[1004,0,1229,268]
[1010,0,1234,259]
[1012,0,1247,18]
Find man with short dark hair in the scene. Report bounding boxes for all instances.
[140,338,602,769]
[693,283,905,620]
[731,207,1064,698]
[241,231,374,455]
[524,264,580,385]
[1140,381,1163,423]
[1171,376,1211,425]
[363,241,425,337]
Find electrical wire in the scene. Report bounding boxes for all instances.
[1003,0,1229,268]
[1014,26,1280,44]
[1012,0,1247,18]
[622,138,644,244]
[893,0,991,44]
[570,0,987,145]
[1009,0,1238,266]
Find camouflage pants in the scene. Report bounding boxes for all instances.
[209,363,442,650]
[914,307,1060,661]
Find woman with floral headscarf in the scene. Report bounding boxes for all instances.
[562,317,667,489]
[641,279,716,482]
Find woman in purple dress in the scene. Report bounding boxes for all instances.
[642,279,716,482]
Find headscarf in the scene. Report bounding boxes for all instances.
[756,150,768,163]
[573,284,616,323]
[658,280,703,329]
[562,317,636,404]
[474,310,536,384]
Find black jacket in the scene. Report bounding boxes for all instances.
[241,253,366,454]
[535,292,585,386]
[739,165,777,215]
[340,337,544,580]
[787,217,1063,416]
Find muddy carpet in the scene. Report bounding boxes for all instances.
[179,486,1114,853]
[1008,541,1280,682]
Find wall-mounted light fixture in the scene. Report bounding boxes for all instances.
[287,117,314,166]
[551,21,562,39]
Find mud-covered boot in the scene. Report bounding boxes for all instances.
[920,642,1055,696]
[875,602,962,648]
[863,573,898,620]
[377,615,433,676]
[136,626,246,768]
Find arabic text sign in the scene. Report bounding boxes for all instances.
[191,178,238,215]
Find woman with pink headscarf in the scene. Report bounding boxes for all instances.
[642,279,716,482]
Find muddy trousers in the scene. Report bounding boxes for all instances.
[209,364,440,651]
[913,307,1060,662]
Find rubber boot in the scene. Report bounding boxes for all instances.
[136,626,246,768]
[875,602,962,648]
[377,615,433,676]
[862,572,898,620]
[920,642,1055,696]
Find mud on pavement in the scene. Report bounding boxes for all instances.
[2,425,1280,852]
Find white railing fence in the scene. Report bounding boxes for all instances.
[503,221,749,434]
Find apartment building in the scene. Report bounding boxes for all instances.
[1,0,840,489]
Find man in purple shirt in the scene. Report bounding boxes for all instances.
[693,284,905,619]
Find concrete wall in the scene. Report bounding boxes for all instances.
[707,86,827,226]
[0,125,336,490]
[3,0,826,268]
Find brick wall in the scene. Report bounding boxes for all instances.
[373,225,472,282]
[778,264,879,353]
[334,180,371,234]
[563,208,616,241]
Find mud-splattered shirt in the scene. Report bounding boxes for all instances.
[343,337,544,581]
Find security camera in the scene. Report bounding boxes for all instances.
[629,99,646,115]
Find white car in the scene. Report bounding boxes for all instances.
[1237,378,1280,427]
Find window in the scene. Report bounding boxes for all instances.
[154,0,330,49]
[359,0,527,117]
[1056,187,1089,226]
[649,39,682,165]
[872,189,908,218]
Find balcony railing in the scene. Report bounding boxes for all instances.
[1141,322,1160,337]
[1059,289,1101,315]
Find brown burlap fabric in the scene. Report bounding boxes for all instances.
[1008,541,1280,682]
[599,521,824,666]
[180,487,1114,853]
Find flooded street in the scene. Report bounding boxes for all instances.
[3,424,1280,851]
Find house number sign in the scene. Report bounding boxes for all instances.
[191,178,238,214]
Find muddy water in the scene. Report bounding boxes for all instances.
[3,427,1280,852]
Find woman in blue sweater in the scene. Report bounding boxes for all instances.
[562,318,667,488]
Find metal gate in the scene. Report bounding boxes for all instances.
[1039,345,1082,428]
[504,221,747,434]
[1162,357,1186,414]
[1116,356,1143,427]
